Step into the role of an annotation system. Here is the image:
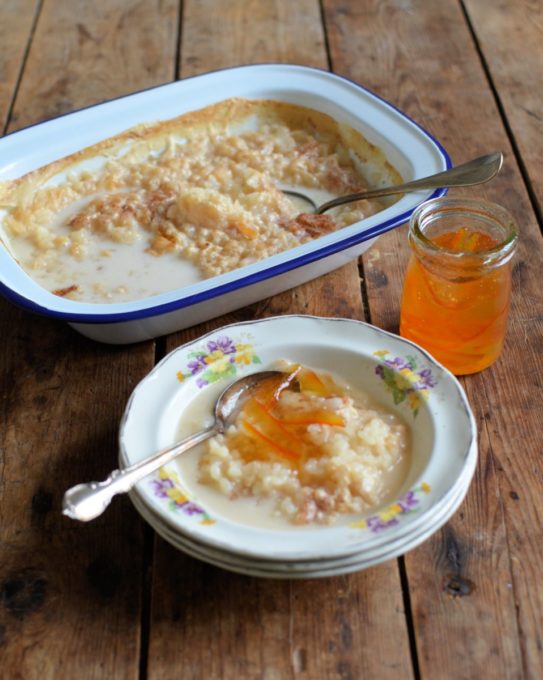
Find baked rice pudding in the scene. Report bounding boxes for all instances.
[177,366,410,527]
[0,99,401,303]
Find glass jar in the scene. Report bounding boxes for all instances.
[400,197,518,375]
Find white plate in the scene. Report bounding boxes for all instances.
[0,64,449,343]
[120,315,477,561]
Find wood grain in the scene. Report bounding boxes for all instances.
[0,0,178,677]
[179,0,328,73]
[1,0,542,678]
[0,0,39,130]
[149,542,412,680]
[8,0,179,132]
[463,0,543,217]
[325,0,543,678]
[145,1,414,679]
[0,317,148,678]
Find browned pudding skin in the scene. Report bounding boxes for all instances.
[52,284,80,297]
[67,190,180,255]
[281,213,338,239]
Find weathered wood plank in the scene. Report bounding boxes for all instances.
[463,0,543,219]
[150,545,412,679]
[0,0,178,677]
[0,319,148,678]
[3,1,539,677]
[325,0,542,678]
[0,0,39,130]
[179,0,328,72]
[147,1,414,678]
[8,0,179,132]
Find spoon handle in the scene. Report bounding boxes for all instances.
[62,425,217,522]
[316,152,503,214]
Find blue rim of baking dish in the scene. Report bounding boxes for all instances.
[0,64,451,324]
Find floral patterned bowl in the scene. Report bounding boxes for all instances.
[128,458,474,577]
[119,315,477,562]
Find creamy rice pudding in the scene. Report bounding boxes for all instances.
[0,99,401,303]
[176,366,410,528]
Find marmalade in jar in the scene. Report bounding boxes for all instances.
[400,198,518,375]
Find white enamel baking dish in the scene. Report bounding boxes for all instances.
[0,64,449,343]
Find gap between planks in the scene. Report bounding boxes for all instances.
[2,0,44,135]
[139,336,171,678]
[174,0,184,81]
[398,556,422,680]
[459,0,543,233]
[139,523,155,680]
[459,3,540,676]
[138,1,184,672]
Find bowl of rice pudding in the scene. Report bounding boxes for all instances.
[0,65,449,344]
[119,316,477,567]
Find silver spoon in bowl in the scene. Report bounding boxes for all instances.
[282,152,503,214]
[63,370,291,522]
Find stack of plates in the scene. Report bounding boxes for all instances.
[119,316,477,578]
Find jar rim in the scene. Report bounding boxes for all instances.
[409,197,518,259]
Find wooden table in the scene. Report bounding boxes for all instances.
[1,1,542,678]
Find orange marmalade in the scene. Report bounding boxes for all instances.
[400,198,518,375]
[196,365,409,525]
[225,368,345,472]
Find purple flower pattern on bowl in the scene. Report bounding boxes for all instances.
[350,483,432,532]
[176,335,261,388]
[150,468,215,525]
[373,350,438,416]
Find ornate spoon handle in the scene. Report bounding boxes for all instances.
[62,426,216,521]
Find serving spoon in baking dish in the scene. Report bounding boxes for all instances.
[62,370,293,522]
[282,151,503,214]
